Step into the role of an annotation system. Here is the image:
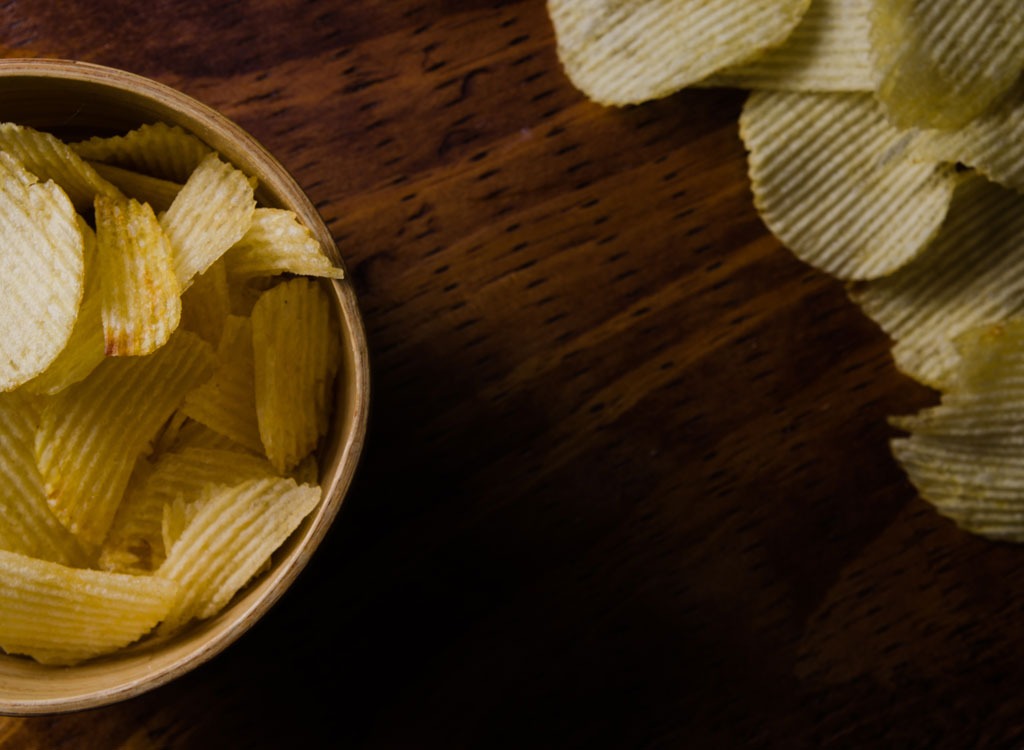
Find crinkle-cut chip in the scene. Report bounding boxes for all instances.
[181,315,263,455]
[0,150,85,390]
[548,0,810,106]
[156,477,319,634]
[71,122,212,183]
[88,161,182,212]
[160,153,256,289]
[850,176,1024,389]
[36,331,214,546]
[870,0,1024,130]
[0,122,120,211]
[740,90,959,280]
[0,392,92,567]
[0,548,176,665]
[252,279,342,472]
[706,0,874,92]
[225,208,345,280]
[24,218,104,396]
[890,319,1024,541]
[180,259,231,347]
[95,193,182,356]
[913,79,1024,194]
[100,446,277,574]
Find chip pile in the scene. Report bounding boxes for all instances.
[549,0,1024,541]
[0,121,345,664]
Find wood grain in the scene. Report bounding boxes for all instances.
[0,0,1021,747]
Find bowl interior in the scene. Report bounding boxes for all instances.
[0,59,369,714]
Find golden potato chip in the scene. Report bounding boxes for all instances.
[548,0,810,105]
[706,0,874,92]
[94,458,156,574]
[0,548,176,665]
[0,391,91,567]
[740,90,959,279]
[72,122,212,183]
[0,150,86,391]
[160,153,256,289]
[252,279,342,472]
[88,161,182,212]
[181,315,263,454]
[36,331,214,546]
[156,477,320,633]
[870,0,1024,129]
[890,319,1024,541]
[0,122,119,211]
[850,176,1024,389]
[179,259,231,347]
[225,208,344,280]
[95,193,182,356]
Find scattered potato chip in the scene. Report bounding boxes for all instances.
[890,319,1024,541]
[88,161,182,212]
[0,548,177,665]
[95,193,182,356]
[548,0,811,106]
[160,152,256,289]
[706,0,874,92]
[156,477,320,634]
[72,122,213,183]
[0,150,86,391]
[36,331,214,546]
[740,90,959,279]
[181,315,264,454]
[225,208,344,280]
[252,279,342,472]
[869,0,1024,129]
[850,176,1024,389]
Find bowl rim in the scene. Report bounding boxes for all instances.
[0,58,371,715]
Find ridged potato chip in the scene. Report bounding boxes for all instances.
[850,176,1024,389]
[95,193,181,356]
[870,0,1024,129]
[72,122,212,183]
[0,150,86,391]
[225,208,344,280]
[36,331,214,546]
[157,477,319,634]
[707,0,874,92]
[88,161,182,212]
[548,0,811,105]
[0,549,176,665]
[252,279,342,472]
[741,90,959,279]
[160,152,256,289]
[891,320,1024,541]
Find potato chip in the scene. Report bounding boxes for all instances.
[548,0,810,105]
[156,477,319,634]
[225,208,344,280]
[0,150,86,391]
[869,0,1024,129]
[0,548,176,665]
[160,153,256,289]
[740,90,959,279]
[181,315,264,454]
[179,259,231,347]
[0,391,91,567]
[95,193,182,356]
[94,458,156,574]
[706,0,874,92]
[88,161,182,212]
[72,122,212,183]
[252,279,342,472]
[0,122,120,211]
[850,176,1024,389]
[890,319,1024,541]
[36,331,214,546]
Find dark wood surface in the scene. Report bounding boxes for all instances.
[1,1,1021,748]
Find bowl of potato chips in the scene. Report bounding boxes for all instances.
[0,58,369,714]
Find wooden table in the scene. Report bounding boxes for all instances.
[1,1,1021,748]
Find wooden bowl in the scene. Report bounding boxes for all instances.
[0,59,370,714]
